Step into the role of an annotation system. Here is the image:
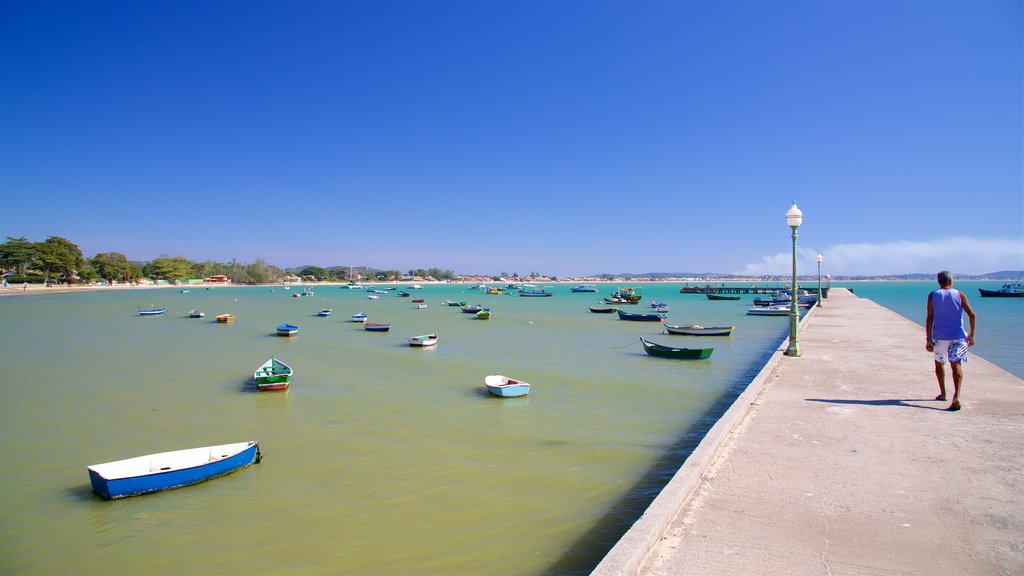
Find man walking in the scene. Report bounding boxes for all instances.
[925,270,977,411]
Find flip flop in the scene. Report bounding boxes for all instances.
[935,394,946,401]
[948,402,961,411]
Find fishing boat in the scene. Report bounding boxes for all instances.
[470,283,486,290]
[485,287,503,295]
[276,323,299,337]
[589,306,618,313]
[461,304,483,313]
[188,309,205,318]
[317,309,332,317]
[518,286,553,297]
[664,324,734,336]
[649,300,667,308]
[364,322,391,332]
[350,313,367,323]
[570,284,598,293]
[253,356,293,391]
[706,294,741,301]
[639,337,714,359]
[446,300,468,307]
[746,305,791,316]
[617,309,666,322]
[605,286,642,304]
[476,309,491,320]
[484,374,530,398]
[411,298,425,303]
[86,441,261,500]
[397,291,411,297]
[408,333,438,347]
[137,308,166,316]
[215,313,235,323]
[978,277,1024,297]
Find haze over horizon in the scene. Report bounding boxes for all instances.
[2,1,1021,278]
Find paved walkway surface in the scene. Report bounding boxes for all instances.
[595,288,1024,576]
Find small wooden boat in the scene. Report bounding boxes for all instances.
[664,324,734,336]
[484,374,530,397]
[350,313,367,323]
[317,308,332,317]
[188,309,205,318]
[138,308,166,316]
[746,305,791,316]
[589,306,618,313]
[640,337,713,359]
[411,298,425,303]
[461,304,483,313]
[364,322,391,332]
[706,294,741,301]
[87,441,260,500]
[254,356,292,391]
[408,333,438,347]
[446,300,468,307]
[617,309,666,322]
[276,323,299,337]
[215,313,235,323]
[570,284,598,293]
[476,309,491,319]
[398,291,411,297]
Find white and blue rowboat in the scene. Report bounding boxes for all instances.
[484,374,530,398]
[317,308,332,317]
[351,313,367,323]
[138,308,166,316]
[188,309,205,318]
[408,333,438,347]
[746,305,791,316]
[87,441,261,500]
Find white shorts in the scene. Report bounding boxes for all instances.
[933,339,969,364]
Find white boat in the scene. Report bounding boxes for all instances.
[664,324,734,336]
[351,313,367,322]
[408,284,424,290]
[367,294,379,300]
[484,374,530,398]
[187,309,205,318]
[747,305,791,316]
[415,303,428,309]
[408,333,438,347]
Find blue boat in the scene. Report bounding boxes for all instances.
[351,313,368,322]
[484,374,530,397]
[570,284,598,293]
[87,441,261,500]
[276,323,299,336]
[138,308,166,316]
[317,308,332,317]
[616,309,666,322]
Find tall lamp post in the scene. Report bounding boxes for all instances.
[816,254,823,308]
[785,202,803,357]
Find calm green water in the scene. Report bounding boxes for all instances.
[0,281,1017,575]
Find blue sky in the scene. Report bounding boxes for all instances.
[2,1,1021,277]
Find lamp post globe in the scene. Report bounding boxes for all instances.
[785,202,802,357]
[816,254,823,308]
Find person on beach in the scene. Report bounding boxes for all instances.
[925,270,976,411]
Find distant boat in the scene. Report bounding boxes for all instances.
[179,289,190,294]
[415,303,428,309]
[411,298,425,303]
[589,306,618,314]
[367,294,378,300]
[706,294,741,301]
[408,284,424,290]
[639,337,714,359]
[351,313,367,323]
[446,300,468,307]
[476,309,491,320]
[461,304,483,313]
[469,283,486,290]
[215,313,235,323]
[276,323,299,337]
[364,322,391,332]
[570,284,598,293]
[317,308,332,317]
[484,374,530,398]
[605,286,642,304]
[87,441,260,500]
[519,286,553,297]
[617,309,666,322]
[978,278,1024,298]
[138,308,166,316]
[408,333,438,347]
[188,309,205,318]
[253,356,292,391]
[485,287,502,295]
[649,300,667,308]
[397,291,411,297]
[344,283,364,290]
[746,305,791,316]
[664,324,734,336]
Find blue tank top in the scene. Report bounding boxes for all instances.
[931,289,966,340]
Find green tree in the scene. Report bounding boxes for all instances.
[145,256,193,281]
[34,236,84,283]
[91,252,132,283]
[299,266,328,281]
[0,236,37,275]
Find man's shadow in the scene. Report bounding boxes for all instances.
[806,398,949,411]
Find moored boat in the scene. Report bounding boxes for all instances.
[485,287,502,295]
[86,441,261,500]
[461,304,483,313]
[138,308,166,316]
[276,323,299,336]
[350,313,367,322]
[519,286,553,297]
[415,303,428,309]
[639,337,714,359]
[570,284,598,293]
[706,294,741,301]
[589,306,618,313]
[476,309,491,319]
[188,309,205,318]
[978,280,1024,298]
[606,286,641,304]
[617,309,666,322]
[484,374,530,397]
[215,313,235,323]
[408,333,438,347]
[317,308,332,317]
[446,300,468,307]
[253,356,293,391]
[364,322,391,332]
[746,305,791,316]
[664,324,734,336]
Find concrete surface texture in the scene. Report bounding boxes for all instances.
[604,288,1024,576]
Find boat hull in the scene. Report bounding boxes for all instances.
[589,306,618,313]
[978,288,1024,297]
[484,375,530,398]
[87,441,260,500]
[409,333,438,347]
[138,309,166,316]
[640,338,713,359]
[617,309,665,322]
[364,323,391,332]
[664,324,734,336]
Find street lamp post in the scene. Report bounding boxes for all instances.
[785,202,803,357]
[816,254,823,308]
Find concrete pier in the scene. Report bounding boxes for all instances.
[593,288,1024,576]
